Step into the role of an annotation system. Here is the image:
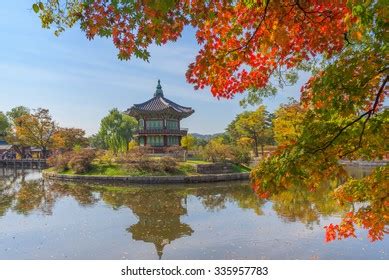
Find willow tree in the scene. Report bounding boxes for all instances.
[98,108,137,154]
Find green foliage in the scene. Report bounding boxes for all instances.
[202,138,231,163]
[89,133,108,150]
[34,0,83,36]
[239,84,277,108]
[227,105,274,157]
[6,106,30,125]
[98,108,137,154]
[181,134,196,151]
[230,145,251,164]
[0,112,10,138]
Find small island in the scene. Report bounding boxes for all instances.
[42,81,251,184]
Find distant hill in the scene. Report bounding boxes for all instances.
[190,133,223,140]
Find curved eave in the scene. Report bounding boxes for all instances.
[125,107,194,119]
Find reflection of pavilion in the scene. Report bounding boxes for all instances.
[126,190,193,259]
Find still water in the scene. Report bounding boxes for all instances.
[0,168,387,260]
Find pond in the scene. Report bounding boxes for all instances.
[0,167,387,260]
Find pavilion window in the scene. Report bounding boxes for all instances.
[139,119,144,130]
[147,136,164,146]
[166,120,178,130]
[167,136,179,146]
[139,137,145,146]
[146,120,163,129]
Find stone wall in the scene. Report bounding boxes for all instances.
[43,171,250,184]
[196,163,235,174]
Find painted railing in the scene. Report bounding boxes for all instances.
[135,128,188,136]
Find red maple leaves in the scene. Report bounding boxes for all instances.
[80,1,352,98]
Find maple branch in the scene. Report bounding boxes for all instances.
[311,75,388,155]
[225,0,270,55]
[343,32,354,46]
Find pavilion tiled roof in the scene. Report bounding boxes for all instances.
[125,80,194,119]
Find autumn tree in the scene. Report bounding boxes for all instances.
[98,108,137,154]
[34,1,388,240]
[12,108,56,157]
[52,127,88,151]
[272,99,305,146]
[6,106,30,126]
[202,137,231,163]
[228,106,274,157]
[181,134,196,151]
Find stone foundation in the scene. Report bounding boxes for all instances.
[43,171,250,184]
[196,163,235,174]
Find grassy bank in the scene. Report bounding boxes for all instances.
[49,160,251,177]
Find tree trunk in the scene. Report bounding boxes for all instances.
[261,144,264,157]
[253,137,259,157]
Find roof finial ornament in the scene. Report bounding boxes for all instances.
[154,79,164,97]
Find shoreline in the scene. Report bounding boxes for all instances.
[42,170,250,184]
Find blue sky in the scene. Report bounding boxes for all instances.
[0,1,307,135]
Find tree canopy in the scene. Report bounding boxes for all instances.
[227,105,274,157]
[0,112,10,138]
[11,108,56,156]
[98,108,137,154]
[6,106,30,125]
[52,127,89,151]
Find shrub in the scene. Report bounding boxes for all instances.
[47,152,72,172]
[165,146,185,159]
[95,150,115,165]
[67,149,96,174]
[48,149,97,173]
[115,147,149,165]
[202,138,232,162]
[230,145,252,164]
[158,157,178,173]
[128,140,138,150]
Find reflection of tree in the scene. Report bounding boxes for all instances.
[0,170,18,217]
[48,183,98,207]
[13,180,56,215]
[271,183,350,228]
[194,184,265,215]
[0,170,57,216]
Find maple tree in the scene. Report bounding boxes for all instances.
[52,127,89,151]
[272,100,305,146]
[33,0,388,241]
[10,108,56,157]
[34,0,357,96]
